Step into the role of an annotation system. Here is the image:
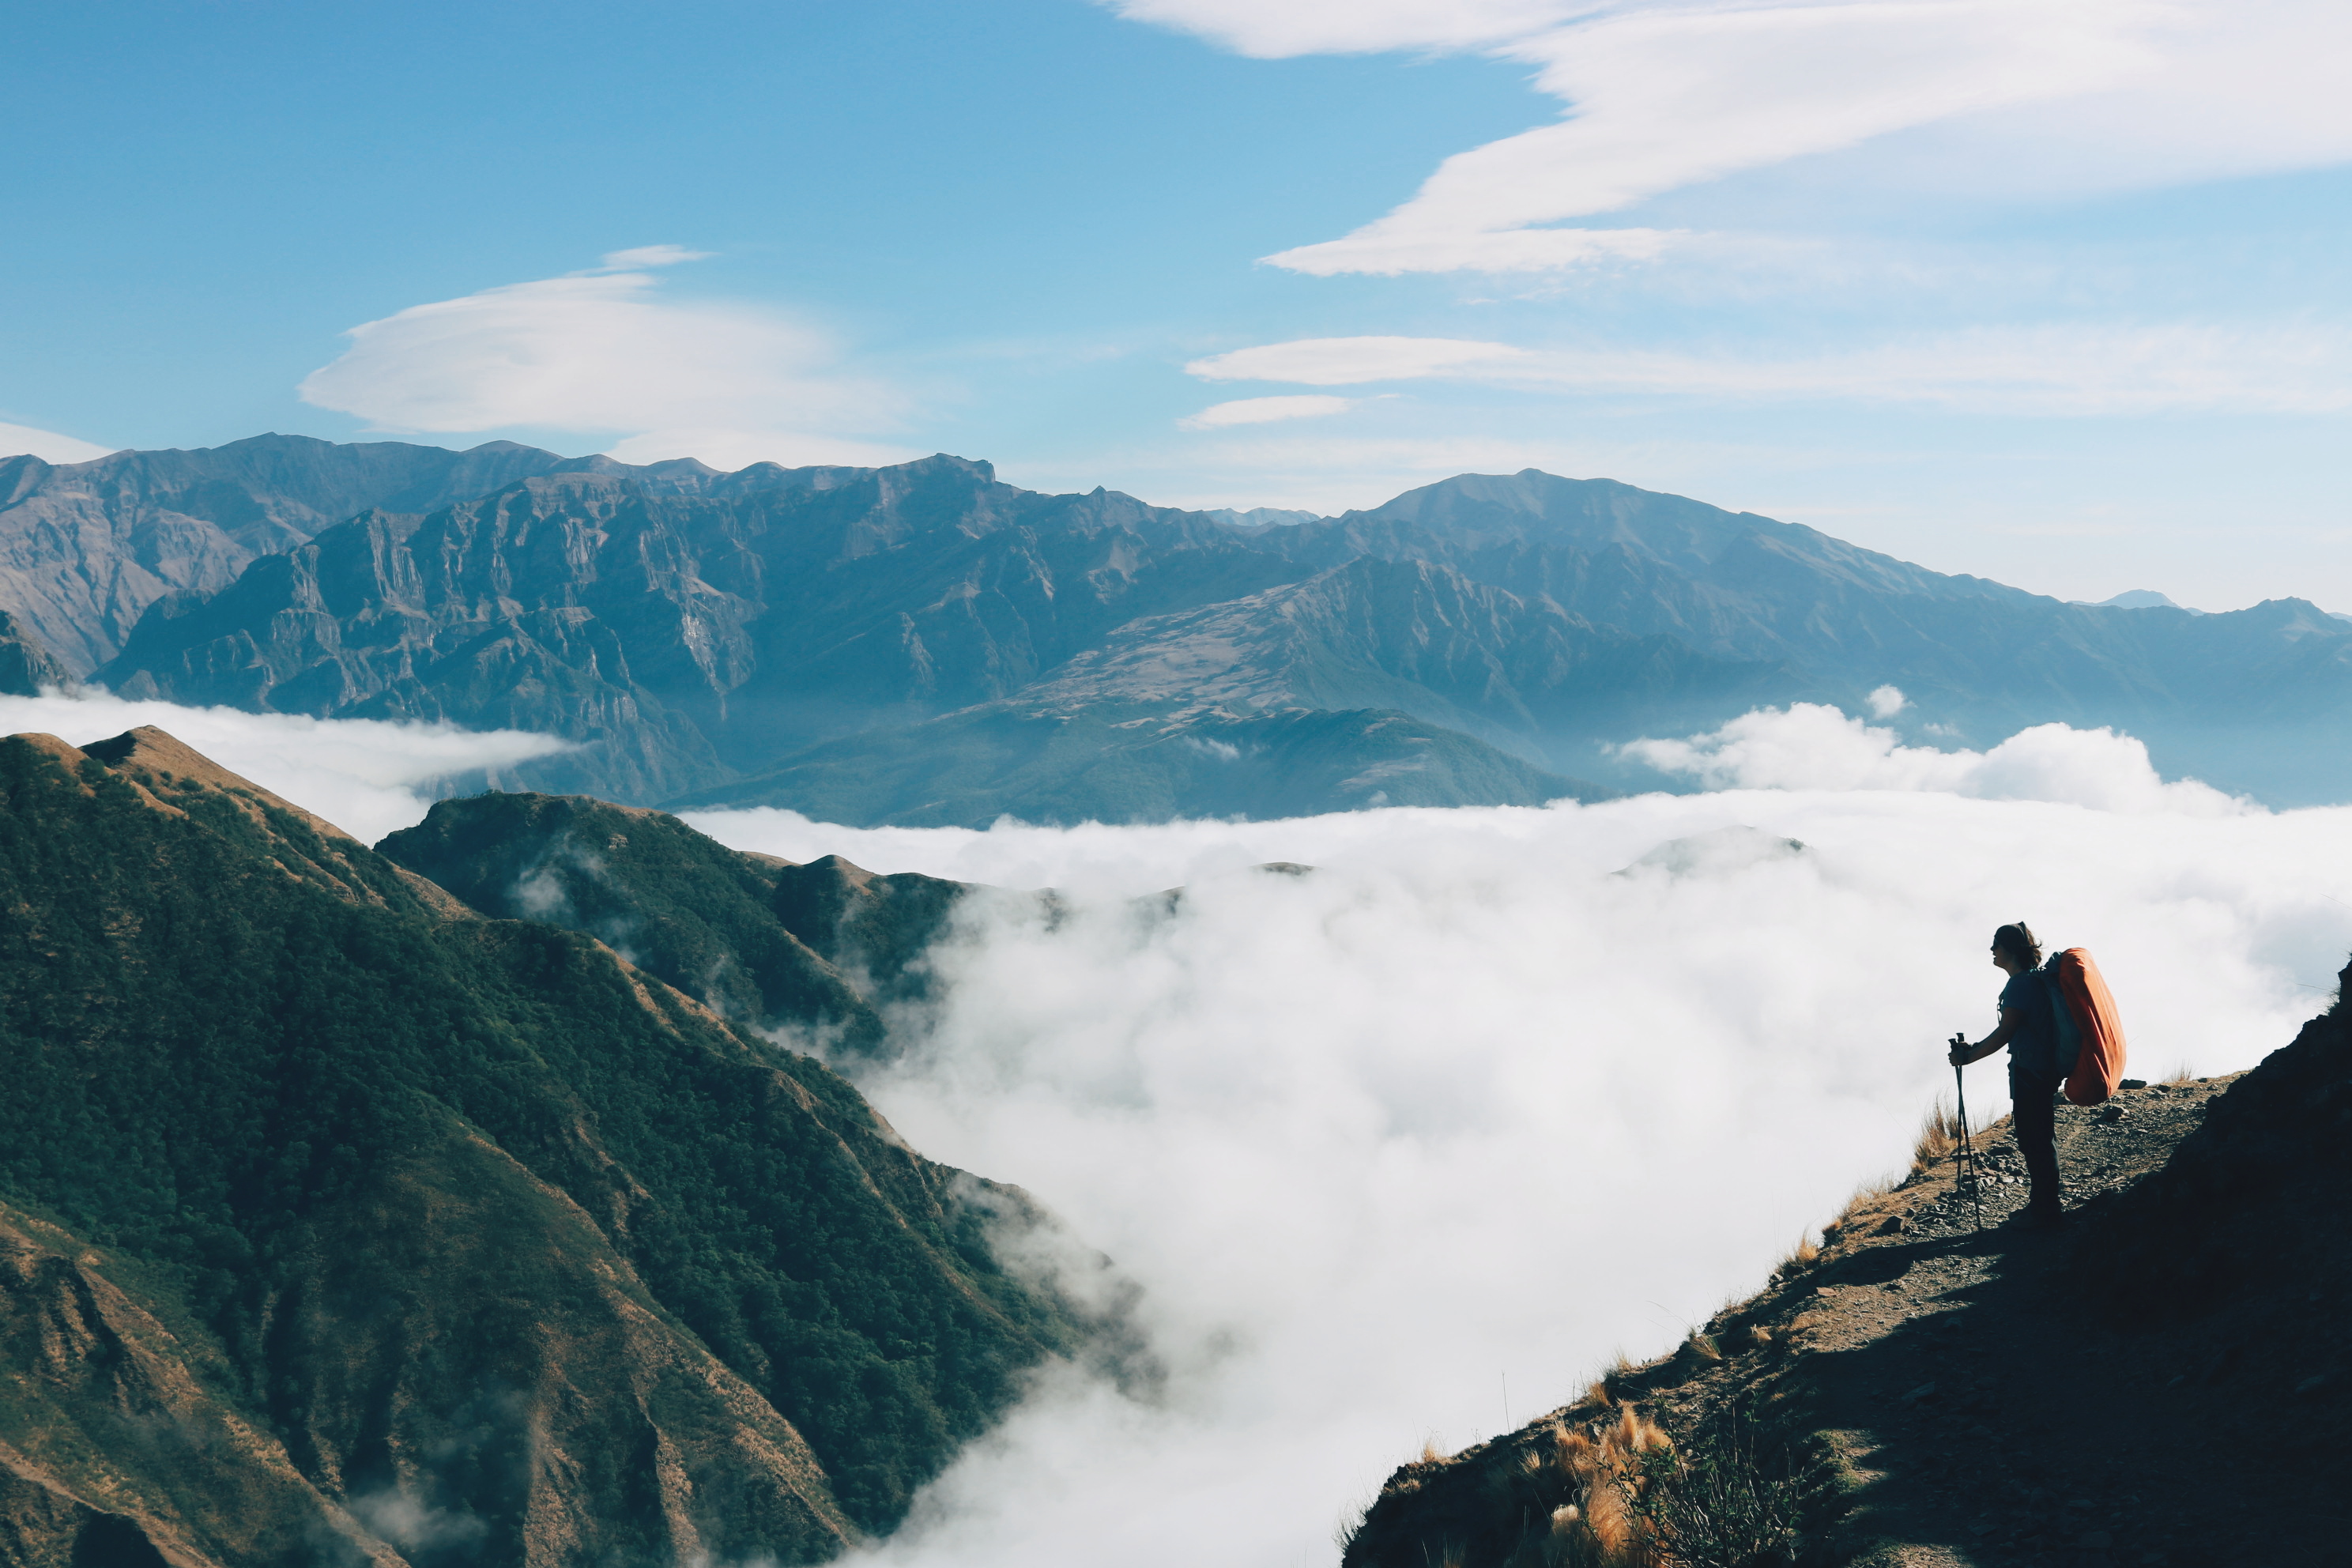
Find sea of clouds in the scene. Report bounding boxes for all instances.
[680,707,2347,1568]
[8,686,2345,1566]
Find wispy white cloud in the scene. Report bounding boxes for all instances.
[1271,223,1682,278]
[0,421,118,464]
[1118,1,2352,277]
[1176,394,1357,430]
[591,243,714,270]
[1189,336,1528,385]
[601,429,921,469]
[297,251,914,471]
[1101,0,1585,57]
[1187,323,2352,414]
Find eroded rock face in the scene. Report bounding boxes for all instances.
[0,612,68,696]
[0,435,595,673]
[0,729,1110,1564]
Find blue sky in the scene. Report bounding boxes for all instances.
[4,0,2348,609]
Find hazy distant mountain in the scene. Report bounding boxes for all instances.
[672,703,1609,827]
[1197,504,1325,530]
[0,432,907,675]
[34,436,2352,813]
[2079,588,2205,613]
[1024,554,1786,748]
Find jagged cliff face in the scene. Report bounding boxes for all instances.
[0,610,69,696]
[0,436,608,673]
[94,458,1310,802]
[0,728,1106,1566]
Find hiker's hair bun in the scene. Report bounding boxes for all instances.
[1992,922,2042,967]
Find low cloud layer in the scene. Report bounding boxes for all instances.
[688,706,2348,1566]
[0,690,567,843]
[1622,701,2249,816]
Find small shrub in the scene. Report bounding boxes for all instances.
[1611,1416,1806,1568]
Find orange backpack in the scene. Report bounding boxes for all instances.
[2049,948,2128,1106]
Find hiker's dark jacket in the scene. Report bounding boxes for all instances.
[2000,964,2066,1085]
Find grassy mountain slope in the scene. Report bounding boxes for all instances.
[1336,983,2351,1568]
[375,791,891,1057]
[375,791,989,1048]
[0,727,1106,1564]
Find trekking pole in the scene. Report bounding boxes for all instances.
[1953,1060,1984,1233]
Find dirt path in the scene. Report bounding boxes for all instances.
[1740,1077,2237,1567]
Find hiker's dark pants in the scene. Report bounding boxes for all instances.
[2010,1071,2063,1211]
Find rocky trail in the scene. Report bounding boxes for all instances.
[1341,1001,2352,1568]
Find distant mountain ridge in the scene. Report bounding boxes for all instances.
[9,434,2352,814]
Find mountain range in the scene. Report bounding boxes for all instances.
[7,434,2351,816]
[0,726,1128,1566]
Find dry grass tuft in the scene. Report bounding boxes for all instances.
[2161,1064,2199,1085]
[1525,1404,1675,1567]
[1773,1233,1819,1280]
[1912,1095,1968,1170]
[1420,1435,1449,1464]
[1474,1404,1811,1568]
[1686,1332,1722,1364]
[1822,1173,1902,1250]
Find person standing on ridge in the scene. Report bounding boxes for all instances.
[1948,922,2066,1226]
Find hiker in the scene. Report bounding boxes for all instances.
[1947,922,2065,1225]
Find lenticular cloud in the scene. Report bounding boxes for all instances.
[686,706,2349,1568]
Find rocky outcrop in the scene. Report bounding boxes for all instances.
[0,611,68,695]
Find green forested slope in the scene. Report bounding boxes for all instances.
[0,728,1102,1566]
